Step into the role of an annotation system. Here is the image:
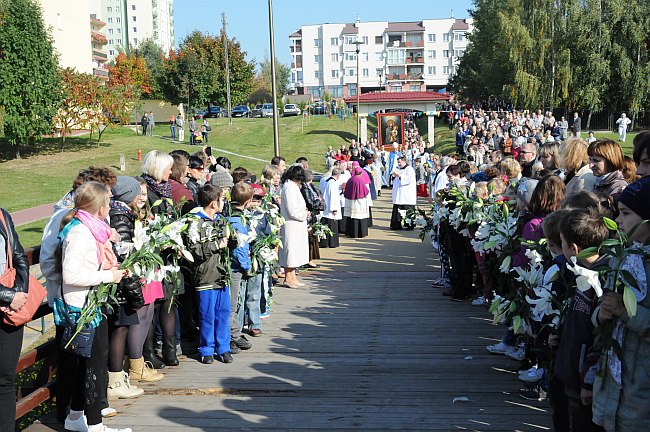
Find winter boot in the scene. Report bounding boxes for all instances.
[143,331,165,369]
[128,357,164,383]
[162,335,179,366]
[107,371,144,400]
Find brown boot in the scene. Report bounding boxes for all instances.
[129,356,164,382]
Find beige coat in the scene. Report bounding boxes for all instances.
[565,164,596,196]
[279,181,309,268]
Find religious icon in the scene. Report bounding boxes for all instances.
[377,113,405,149]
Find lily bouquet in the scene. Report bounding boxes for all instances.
[248,197,286,274]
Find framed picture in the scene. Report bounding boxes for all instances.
[377,113,405,148]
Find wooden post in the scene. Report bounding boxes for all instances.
[120,154,126,171]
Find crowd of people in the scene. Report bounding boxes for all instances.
[0,147,338,432]
[417,106,649,432]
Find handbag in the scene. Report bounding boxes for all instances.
[59,281,97,358]
[205,125,212,131]
[0,212,47,326]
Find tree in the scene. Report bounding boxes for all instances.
[259,54,291,97]
[159,31,255,111]
[133,38,165,99]
[108,51,152,97]
[0,0,62,158]
[53,69,104,151]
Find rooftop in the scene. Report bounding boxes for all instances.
[385,21,424,32]
[341,23,359,34]
[451,19,470,31]
[344,91,450,104]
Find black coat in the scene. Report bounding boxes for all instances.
[109,206,135,262]
[0,209,29,307]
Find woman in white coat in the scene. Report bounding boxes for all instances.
[279,165,309,288]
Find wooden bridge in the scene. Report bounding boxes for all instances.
[24,195,551,431]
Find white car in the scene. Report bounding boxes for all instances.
[261,103,275,118]
[283,104,301,117]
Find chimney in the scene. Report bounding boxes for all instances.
[451,9,455,19]
[355,14,360,27]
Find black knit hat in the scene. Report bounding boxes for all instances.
[618,176,650,220]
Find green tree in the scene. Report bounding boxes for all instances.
[159,31,255,111]
[133,38,165,99]
[0,0,62,158]
[259,54,291,97]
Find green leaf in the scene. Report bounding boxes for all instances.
[623,286,637,317]
[603,217,618,231]
[576,247,599,260]
[513,315,521,334]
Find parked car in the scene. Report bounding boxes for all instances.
[283,104,301,117]
[251,104,264,118]
[261,103,275,118]
[202,106,223,118]
[231,105,251,117]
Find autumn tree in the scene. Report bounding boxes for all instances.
[133,38,165,99]
[108,51,152,97]
[159,31,255,111]
[0,0,62,158]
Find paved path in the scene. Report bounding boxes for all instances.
[27,194,551,431]
[11,204,55,227]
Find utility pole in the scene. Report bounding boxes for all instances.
[353,40,363,143]
[222,12,233,126]
[268,0,280,156]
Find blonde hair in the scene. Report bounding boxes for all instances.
[141,150,174,181]
[500,157,521,180]
[561,138,589,172]
[488,178,506,195]
[60,181,111,231]
[262,164,282,181]
[539,142,561,169]
[474,182,489,200]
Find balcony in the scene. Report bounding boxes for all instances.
[92,48,108,62]
[93,67,109,79]
[91,31,107,45]
[387,40,406,48]
[406,57,424,64]
[386,73,406,81]
[406,72,424,80]
[291,62,303,69]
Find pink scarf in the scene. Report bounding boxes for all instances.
[75,209,118,269]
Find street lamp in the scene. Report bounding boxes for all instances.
[268,0,280,156]
[353,40,363,143]
[378,69,383,88]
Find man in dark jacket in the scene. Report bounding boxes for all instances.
[140,113,148,136]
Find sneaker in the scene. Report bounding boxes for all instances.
[232,336,252,350]
[431,278,450,287]
[519,367,544,383]
[229,341,242,354]
[519,384,547,401]
[64,413,88,432]
[249,328,263,337]
[486,342,514,355]
[471,297,486,306]
[101,408,117,418]
[215,352,234,363]
[260,311,271,319]
[506,345,526,361]
[518,366,538,376]
[201,356,214,364]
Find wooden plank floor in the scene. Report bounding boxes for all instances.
[27,194,552,431]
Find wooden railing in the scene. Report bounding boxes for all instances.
[14,246,58,421]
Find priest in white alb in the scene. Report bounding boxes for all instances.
[390,156,416,230]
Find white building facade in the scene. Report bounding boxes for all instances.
[99,0,174,62]
[289,18,472,98]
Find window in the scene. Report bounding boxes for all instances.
[454,49,464,57]
[427,50,436,59]
[330,37,338,46]
[362,68,369,77]
[375,35,383,44]
[331,53,339,62]
[109,39,113,44]
[134,38,138,44]
[107,6,112,13]
[329,85,343,97]
[362,52,368,61]
[331,69,339,78]
[344,52,357,61]
[348,84,357,96]
[131,4,136,10]
[108,28,113,34]
[428,66,436,75]
[314,55,321,63]
[117,39,122,44]
[427,34,436,42]
[109,50,115,56]
[107,17,112,23]
[347,69,355,76]
[116,28,121,33]
[314,39,320,47]
[454,32,465,41]
[387,49,405,65]
[376,68,383,77]
[116,17,121,23]
[315,70,322,78]
[443,66,452,74]
[443,50,449,58]
[375,52,383,61]
[297,71,303,81]
[390,85,402,92]
[409,85,420,91]
[344,35,357,45]
[443,33,450,42]
[362,36,368,44]
[133,27,137,33]
[115,6,120,12]
[132,16,136,21]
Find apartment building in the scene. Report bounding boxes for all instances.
[289,18,472,98]
[100,0,174,62]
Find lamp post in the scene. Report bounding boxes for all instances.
[353,40,362,143]
[268,0,280,156]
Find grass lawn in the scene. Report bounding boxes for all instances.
[15,218,48,249]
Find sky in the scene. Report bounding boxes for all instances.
[173,0,475,69]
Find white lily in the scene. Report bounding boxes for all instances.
[566,257,602,297]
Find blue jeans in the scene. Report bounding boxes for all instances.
[170,125,176,140]
[240,274,262,330]
[197,287,231,356]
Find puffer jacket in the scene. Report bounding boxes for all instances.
[0,209,29,307]
[109,204,135,261]
[186,210,227,289]
[593,170,627,203]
